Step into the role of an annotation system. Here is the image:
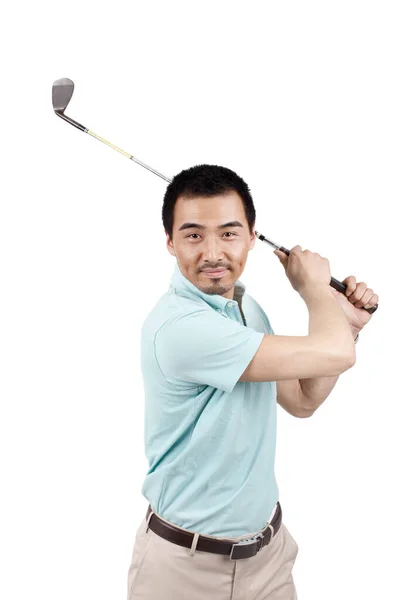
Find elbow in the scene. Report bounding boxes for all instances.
[294,406,316,418]
[342,350,356,372]
[330,350,356,376]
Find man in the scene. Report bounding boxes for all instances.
[127,164,378,599]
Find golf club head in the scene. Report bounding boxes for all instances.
[52,78,75,113]
[52,77,87,131]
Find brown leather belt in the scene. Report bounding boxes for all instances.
[145,502,282,560]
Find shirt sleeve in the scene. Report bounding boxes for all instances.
[154,309,264,393]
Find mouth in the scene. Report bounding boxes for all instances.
[201,269,228,278]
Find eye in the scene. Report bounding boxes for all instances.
[186,232,237,239]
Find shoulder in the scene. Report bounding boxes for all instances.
[141,290,213,339]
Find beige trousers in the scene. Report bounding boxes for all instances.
[127,508,298,600]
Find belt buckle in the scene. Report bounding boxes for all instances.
[229,531,264,560]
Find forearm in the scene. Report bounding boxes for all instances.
[299,373,340,411]
[299,327,359,411]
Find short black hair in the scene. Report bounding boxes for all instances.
[162,164,256,240]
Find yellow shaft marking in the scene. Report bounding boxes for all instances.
[87,130,132,159]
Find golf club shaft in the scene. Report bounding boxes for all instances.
[55,109,171,182]
[52,76,378,315]
[87,131,172,183]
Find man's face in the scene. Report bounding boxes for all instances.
[166,190,256,299]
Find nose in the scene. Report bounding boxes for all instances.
[202,236,225,264]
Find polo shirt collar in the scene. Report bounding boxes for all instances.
[169,262,246,312]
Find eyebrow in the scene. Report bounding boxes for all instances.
[178,220,244,231]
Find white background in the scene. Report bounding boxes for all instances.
[1,1,399,599]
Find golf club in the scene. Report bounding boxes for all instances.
[52,77,378,314]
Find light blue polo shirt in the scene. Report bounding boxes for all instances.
[140,261,279,537]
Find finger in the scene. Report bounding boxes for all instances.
[354,288,375,308]
[364,294,379,309]
[349,282,368,304]
[273,249,285,258]
[273,250,287,264]
[343,275,357,297]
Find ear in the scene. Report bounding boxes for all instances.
[249,226,256,250]
[166,232,176,257]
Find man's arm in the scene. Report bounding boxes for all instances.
[298,326,359,411]
[277,327,358,416]
[298,373,340,412]
[276,379,314,418]
[277,374,340,417]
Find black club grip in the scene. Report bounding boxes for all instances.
[279,246,378,315]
